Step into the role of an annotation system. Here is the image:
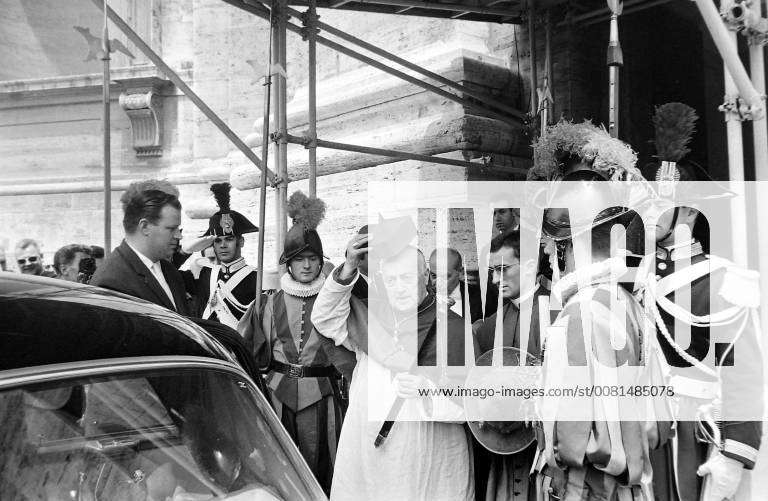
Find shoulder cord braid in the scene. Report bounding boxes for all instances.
[644,276,751,377]
[644,273,752,448]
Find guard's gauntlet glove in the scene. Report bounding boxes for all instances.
[697,449,744,501]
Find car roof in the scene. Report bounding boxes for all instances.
[0,272,236,371]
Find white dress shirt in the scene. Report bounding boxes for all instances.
[448,284,462,316]
[126,241,177,309]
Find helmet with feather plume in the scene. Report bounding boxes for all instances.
[643,102,716,184]
[280,191,327,265]
[530,120,648,243]
[528,119,643,181]
[203,183,259,236]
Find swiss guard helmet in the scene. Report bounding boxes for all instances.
[280,191,326,265]
[532,120,647,242]
[204,183,258,237]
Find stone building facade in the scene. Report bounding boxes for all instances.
[0,0,736,271]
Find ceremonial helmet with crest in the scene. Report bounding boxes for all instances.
[642,103,729,248]
[644,102,701,185]
[529,119,647,242]
[203,183,258,237]
[643,102,730,197]
[280,191,327,265]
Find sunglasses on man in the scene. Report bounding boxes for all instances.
[17,256,39,265]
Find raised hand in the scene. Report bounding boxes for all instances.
[340,234,369,281]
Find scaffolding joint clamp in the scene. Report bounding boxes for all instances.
[270,176,287,189]
[719,94,765,121]
[301,133,317,149]
[270,131,289,145]
[721,0,768,37]
[300,10,320,41]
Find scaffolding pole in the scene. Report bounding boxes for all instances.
[233,0,523,124]
[254,6,275,330]
[275,0,289,267]
[339,0,522,17]
[724,29,749,267]
[284,133,482,168]
[279,2,526,120]
[749,0,768,335]
[90,0,277,186]
[101,0,112,252]
[304,0,318,197]
[693,0,764,114]
[527,0,538,117]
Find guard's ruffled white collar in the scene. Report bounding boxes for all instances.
[551,256,628,304]
[280,272,326,298]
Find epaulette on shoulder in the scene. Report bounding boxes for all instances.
[710,256,761,308]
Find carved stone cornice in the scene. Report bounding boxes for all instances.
[119,86,164,157]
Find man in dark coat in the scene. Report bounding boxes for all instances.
[429,247,490,323]
[91,184,190,315]
[471,230,544,501]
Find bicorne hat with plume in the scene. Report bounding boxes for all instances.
[646,102,714,182]
[203,183,259,236]
[280,191,327,264]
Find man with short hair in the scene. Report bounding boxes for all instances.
[90,183,190,314]
[474,231,543,366]
[189,183,259,329]
[470,230,544,501]
[493,208,519,235]
[14,239,55,277]
[429,247,485,322]
[53,244,91,282]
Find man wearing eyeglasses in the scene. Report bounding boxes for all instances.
[14,239,56,277]
[469,230,544,501]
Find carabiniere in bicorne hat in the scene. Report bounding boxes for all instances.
[204,183,259,237]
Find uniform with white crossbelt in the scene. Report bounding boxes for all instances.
[190,183,259,329]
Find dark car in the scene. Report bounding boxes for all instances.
[0,273,326,500]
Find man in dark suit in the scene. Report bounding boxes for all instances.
[471,230,544,501]
[91,185,190,315]
[429,247,489,323]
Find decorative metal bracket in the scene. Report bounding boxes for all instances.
[119,88,163,157]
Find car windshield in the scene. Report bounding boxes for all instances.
[0,368,321,500]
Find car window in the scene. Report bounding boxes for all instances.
[0,368,322,500]
[0,297,231,371]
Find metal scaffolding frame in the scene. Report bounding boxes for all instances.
[90,0,529,307]
[89,0,768,313]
